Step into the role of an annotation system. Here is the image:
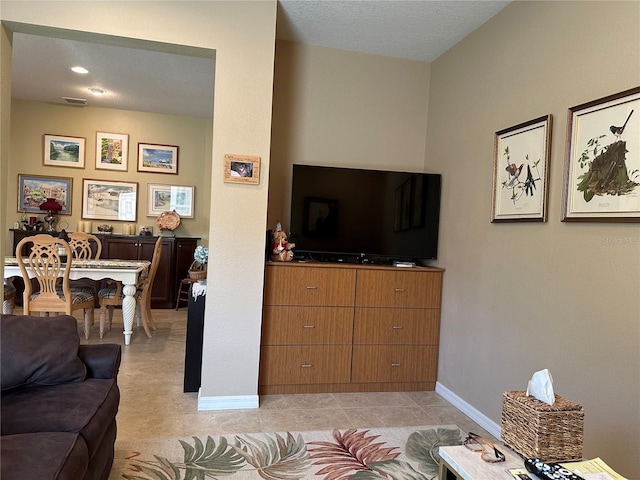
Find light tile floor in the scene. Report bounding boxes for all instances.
[74,308,494,441]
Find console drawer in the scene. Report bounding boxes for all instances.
[355,270,442,308]
[262,306,353,345]
[351,345,438,383]
[264,266,356,306]
[353,308,439,345]
[259,345,352,385]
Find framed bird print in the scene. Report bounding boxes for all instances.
[563,86,640,222]
[491,114,552,222]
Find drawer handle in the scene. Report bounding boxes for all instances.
[391,363,402,367]
[392,326,404,329]
[301,364,313,368]
[303,325,315,329]
[306,286,318,290]
[394,288,405,292]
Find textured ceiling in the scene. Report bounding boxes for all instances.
[10,1,510,118]
[277,0,510,62]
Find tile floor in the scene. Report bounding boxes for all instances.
[75,308,494,441]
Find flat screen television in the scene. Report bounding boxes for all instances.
[289,164,441,263]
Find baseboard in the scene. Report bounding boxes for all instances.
[197,392,259,411]
[435,382,501,439]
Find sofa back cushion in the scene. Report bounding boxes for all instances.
[1,315,86,391]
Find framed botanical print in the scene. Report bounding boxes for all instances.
[492,115,552,222]
[563,86,640,222]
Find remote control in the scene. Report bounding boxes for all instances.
[524,458,585,480]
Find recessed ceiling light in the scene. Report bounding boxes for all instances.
[71,66,89,74]
[89,88,106,96]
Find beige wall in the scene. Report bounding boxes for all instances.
[268,41,431,230]
[0,0,277,406]
[427,1,639,476]
[5,99,211,249]
[2,1,638,475]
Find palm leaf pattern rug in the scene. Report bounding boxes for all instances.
[112,425,464,480]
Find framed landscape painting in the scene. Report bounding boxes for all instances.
[96,132,129,171]
[562,86,640,222]
[18,174,72,214]
[43,134,85,168]
[147,183,194,217]
[491,115,552,222]
[82,179,138,221]
[137,143,179,174]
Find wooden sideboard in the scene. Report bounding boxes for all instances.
[259,261,444,394]
[9,230,199,309]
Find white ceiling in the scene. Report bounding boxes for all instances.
[10,0,510,118]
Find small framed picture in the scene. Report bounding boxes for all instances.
[223,154,261,184]
[18,174,72,214]
[491,114,552,222]
[96,132,129,171]
[562,86,640,222]
[147,183,194,217]
[43,134,85,168]
[82,179,138,221]
[137,143,179,174]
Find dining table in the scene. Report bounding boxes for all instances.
[4,257,150,345]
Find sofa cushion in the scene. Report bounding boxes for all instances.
[0,314,86,391]
[1,378,119,460]
[1,432,89,480]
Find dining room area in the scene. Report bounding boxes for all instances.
[3,231,164,342]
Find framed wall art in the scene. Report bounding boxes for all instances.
[491,114,552,222]
[223,154,260,184]
[562,86,640,222]
[137,143,179,174]
[82,179,138,221]
[96,132,129,171]
[18,174,72,214]
[43,134,85,168]
[147,183,194,217]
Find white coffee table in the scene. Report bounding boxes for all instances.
[439,445,525,480]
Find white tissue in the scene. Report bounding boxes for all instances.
[526,368,555,405]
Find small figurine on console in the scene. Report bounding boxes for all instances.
[271,221,295,262]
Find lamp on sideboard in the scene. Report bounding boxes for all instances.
[39,197,63,232]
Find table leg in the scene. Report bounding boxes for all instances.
[122,283,137,345]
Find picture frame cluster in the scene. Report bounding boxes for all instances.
[44,132,179,175]
[492,86,640,223]
[27,131,190,223]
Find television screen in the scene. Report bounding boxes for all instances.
[290,165,441,262]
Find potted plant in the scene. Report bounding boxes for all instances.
[189,245,208,280]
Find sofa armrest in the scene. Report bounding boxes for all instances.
[78,344,121,379]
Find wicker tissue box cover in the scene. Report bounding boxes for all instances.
[501,390,584,462]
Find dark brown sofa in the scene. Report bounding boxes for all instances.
[1,314,121,480]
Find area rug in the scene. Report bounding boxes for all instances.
[111,424,464,480]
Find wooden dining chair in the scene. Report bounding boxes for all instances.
[16,234,95,338]
[98,237,162,339]
[69,232,102,260]
[68,232,102,299]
